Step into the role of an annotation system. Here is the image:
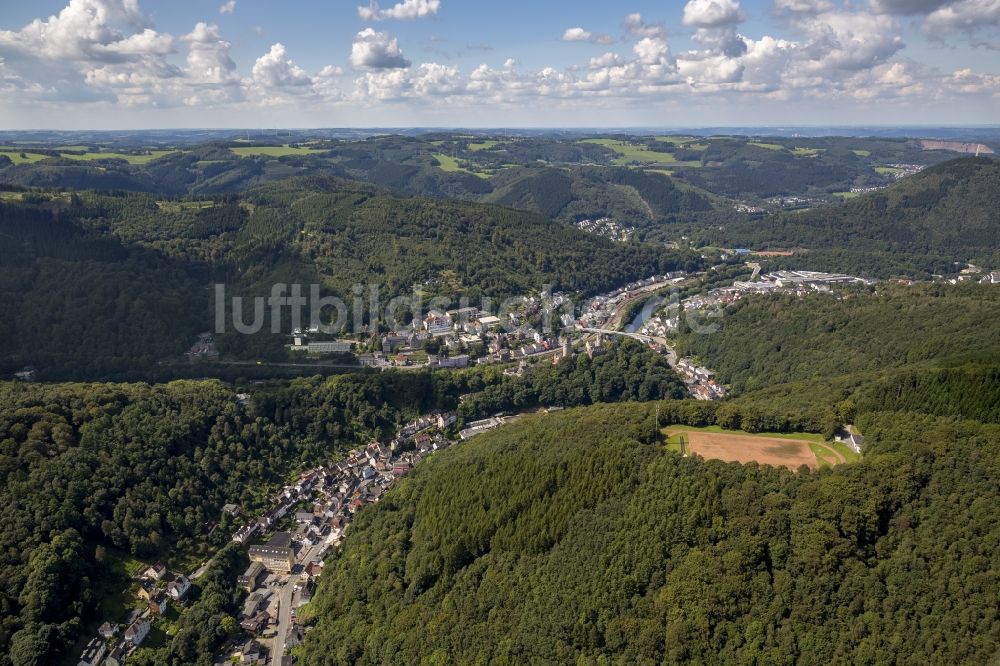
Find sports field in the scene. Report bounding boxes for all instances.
[663,425,857,470]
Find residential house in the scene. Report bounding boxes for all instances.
[77,637,106,666]
[124,617,151,646]
[241,639,265,664]
[284,625,305,650]
[149,591,168,615]
[136,579,156,602]
[437,354,469,368]
[240,611,271,634]
[103,644,127,666]
[98,621,118,640]
[295,510,317,524]
[243,591,268,617]
[143,562,167,581]
[423,310,452,334]
[167,575,191,601]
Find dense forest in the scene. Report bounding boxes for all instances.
[0,201,207,378]
[0,373,440,665]
[458,339,687,418]
[698,157,1000,275]
[675,283,1000,393]
[298,397,1000,665]
[0,338,696,665]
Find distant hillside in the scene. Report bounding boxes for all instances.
[486,166,716,225]
[0,201,206,378]
[705,157,1000,275]
[0,178,703,378]
[1,133,967,214]
[74,175,703,299]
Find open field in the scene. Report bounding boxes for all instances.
[853,149,872,157]
[1,148,178,164]
[60,150,178,164]
[0,149,52,164]
[580,138,680,165]
[654,136,708,150]
[663,425,855,470]
[432,153,489,178]
[467,140,502,151]
[792,147,823,156]
[749,141,784,151]
[229,144,325,157]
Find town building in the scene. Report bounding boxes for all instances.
[292,340,353,354]
[423,309,453,334]
[248,532,295,573]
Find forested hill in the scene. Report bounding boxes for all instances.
[703,156,1000,275]
[483,166,717,226]
[0,200,207,378]
[675,283,1000,393]
[298,401,1000,665]
[66,176,703,299]
[0,342,687,665]
[0,180,702,379]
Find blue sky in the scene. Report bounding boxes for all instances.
[0,0,998,128]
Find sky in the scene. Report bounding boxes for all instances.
[0,0,998,128]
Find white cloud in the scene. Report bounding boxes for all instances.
[249,43,312,94]
[183,23,236,85]
[358,0,440,21]
[773,0,836,14]
[0,0,997,122]
[0,0,158,62]
[562,27,615,44]
[589,52,625,69]
[218,0,236,15]
[683,0,747,56]
[246,43,345,105]
[869,0,952,14]
[623,13,667,39]
[791,10,904,73]
[350,28,411,69]
[683,0,744,28]
[924,0,1000,37]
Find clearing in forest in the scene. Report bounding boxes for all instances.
[663,425,855,470]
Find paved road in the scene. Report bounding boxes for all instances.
[189,554,215,580]
[579,328,678,367]
[270,579,296,665]
[269,531,340,663]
